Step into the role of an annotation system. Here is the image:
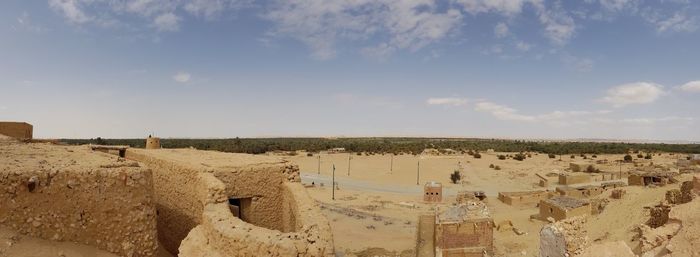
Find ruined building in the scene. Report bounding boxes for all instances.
[417,202,494,257]
[0,137,334,256]
[538,196,591,221]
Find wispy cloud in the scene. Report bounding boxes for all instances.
[494,22,509,38]
[153,13,180,32]
[679,80,700,92]
[601,82,665,107]
[473,100,611,126]
[426,97,468,106]
[173,72,191,83]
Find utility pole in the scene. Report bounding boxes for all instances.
[332,164,336,200]
[390,154,394,173]
[416,159,420,185]
[317,155,321,174]
[347,154,351,176]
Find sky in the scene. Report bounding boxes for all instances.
[1,0,699,140]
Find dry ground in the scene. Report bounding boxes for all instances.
[285,152,687,256]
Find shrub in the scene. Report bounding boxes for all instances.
[586,165,596,173]
[637,154,644,158]
[449,171,462,184]
[570,155,575,159]
[644,153,652,159]
[307,153,313,157]
[624,154,633,162]
[592,155,597,158]
[489,164,495,168]
[473,153,482,159]
[494,165,501,170]
[513,153,526,161]
[498,155,506,160]
[548,154,556,159]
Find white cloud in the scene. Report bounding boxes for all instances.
[655,13,698,33]
[621,116,694,125]
[515,41,532,51]
[48,0,90,23]
[455,0,537,16]
[679,81,700,92]
[599,0,638,12]
[426,97,468,106]
[535,2,576,45]
[474,101,536,121]
[173,72,191,83]
[265,0,463,60]
[601,82,665,107]
[494,22,509,38]
[153,13,180,32]
[184,0,250,19]
[474,100,612,127]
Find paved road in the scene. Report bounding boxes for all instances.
[301,172,627,197]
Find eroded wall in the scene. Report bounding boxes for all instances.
[0,142,158,257]
[126,148,333,257]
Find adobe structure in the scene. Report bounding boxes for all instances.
[538,196,591,221]
[569,162,596,173]
[0,137,333,257]
[125,148,334,256]
[0,121,33,140]
[498,190,554,206]
[557,173,591,185]
[0,138,158,256]
[628,171,676,186]
[416,202,493,257]
[556,185,605,199]
[145,135,160,149]
[424,181,443,203]
[539,216,588,257]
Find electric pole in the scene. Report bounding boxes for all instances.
[317,155,321,174]
[390,154,394,173]
[347,154,351,176]
[416,159,420,185]
[332,164,336,200]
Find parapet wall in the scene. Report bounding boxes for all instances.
[0,142,158,257]
[0,121,32,139]
[126,148,333,257]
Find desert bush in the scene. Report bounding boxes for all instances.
[624,154,633,162]
[489,164,495,168]
[548,153,556,159]
[637,154,644,158]
[592,154,597,158]
[449,171,462,184]
[513,153,526,161]
[586,165,596,173]
[570,155,575,159]
[644,153,652,159]
[473,153,482,159]
[494,165,501,170]
[498,155,506,160]
[307,153,313,157]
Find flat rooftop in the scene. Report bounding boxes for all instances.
[128,148,286,169]
[0,141,140,173]
[436,202,491,223]
[545,196,589,209]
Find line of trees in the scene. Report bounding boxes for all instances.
[59,137,700,155]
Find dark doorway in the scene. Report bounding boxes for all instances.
[228,197,253,222]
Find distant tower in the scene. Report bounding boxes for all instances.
[146,135,161,149]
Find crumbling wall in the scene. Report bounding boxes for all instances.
[539,199,590,221]
[0,143,158,257]
[558,174,591,185]
[498,191,553,206]
[126,148,333,257]
[125,150,205,254]
[0,122,32,139]
[539,216,588,257]
[611,189,626,199]
[435,218,493,257]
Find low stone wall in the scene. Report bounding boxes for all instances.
[0,142,158,257]
[497,191,553,206]
[126,148,333,257]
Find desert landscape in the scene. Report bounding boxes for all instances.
[2,123,700,257]
[4,1,700,256]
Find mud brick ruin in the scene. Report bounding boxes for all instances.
[424,181,443,203]
[416,202,494,257]
[538,196,590,221]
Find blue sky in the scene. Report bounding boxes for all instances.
[1,0,699,140]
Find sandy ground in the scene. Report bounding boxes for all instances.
[0,226,118,257]
[285,152,688,256]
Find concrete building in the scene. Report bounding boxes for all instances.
[0,121,32,140]
[539,196,591,221]
[424,181,443,203]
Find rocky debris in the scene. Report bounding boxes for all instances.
[283,165,301,182]
[680,181,695,204]
[611,189,626,199]
[579,241,636,257]
[666,189,683,204]
[646,204,671,228]
[539,216,588,257]
[496,220,513,231]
